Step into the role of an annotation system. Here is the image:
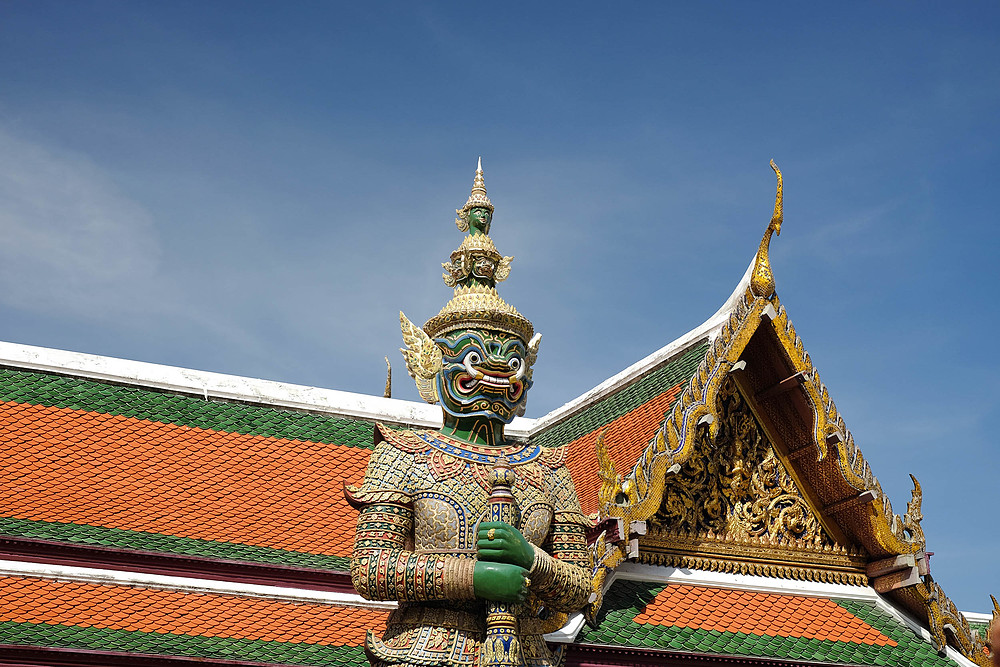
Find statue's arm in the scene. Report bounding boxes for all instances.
[350,496,477,602]
[527,463,594,612]
[527,512,592,612]
[347,439,477,603]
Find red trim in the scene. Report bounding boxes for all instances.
[0,538,356,594]
[0,644,868,667]
[565,644,868,667]
[0,645,295,667]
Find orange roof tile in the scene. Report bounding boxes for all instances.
[632,585,897,646]
[565,384,685,515]
[0,575,387,645]
[0,401,369,556]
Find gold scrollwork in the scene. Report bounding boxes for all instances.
[656,376,829,545]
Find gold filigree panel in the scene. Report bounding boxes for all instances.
[654,375,831,547]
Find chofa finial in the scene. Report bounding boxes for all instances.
[750,160,784,298]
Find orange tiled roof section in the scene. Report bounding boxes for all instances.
[0,575,387,645]
[633,585,897,646]
[564,384,685,515]
[0,401,369,556]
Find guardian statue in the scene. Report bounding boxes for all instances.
[347,159,592,667]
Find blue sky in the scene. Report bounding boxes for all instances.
[1,3,997,612]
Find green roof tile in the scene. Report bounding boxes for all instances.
[578,580,959,666]
[0,517,351,570]
[0,367,376,448]
[0,621,367,666]
[531,341,708,448]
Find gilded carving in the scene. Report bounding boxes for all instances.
[598,164,928,559]
[655,376,829,545]
[750,160,783,298]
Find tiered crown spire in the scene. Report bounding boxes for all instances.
[425,159,534,343]
[455,157,494,233]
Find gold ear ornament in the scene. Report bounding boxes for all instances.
[399,311,442,404]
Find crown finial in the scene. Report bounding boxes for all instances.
[750,160,783,298]
[455,158,494,233]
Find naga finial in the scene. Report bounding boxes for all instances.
[750,160,784,298]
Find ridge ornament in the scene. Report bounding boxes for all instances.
[348,160,592,667]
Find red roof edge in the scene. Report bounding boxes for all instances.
[0,645,296,667]
[0,538,355,594]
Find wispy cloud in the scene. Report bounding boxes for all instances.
[0,126,280,369]
[0,128,162,317]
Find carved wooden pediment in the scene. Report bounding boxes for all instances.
[640,375,868,585]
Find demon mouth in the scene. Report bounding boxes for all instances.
[457,372,522,396]
[459,372,505,389]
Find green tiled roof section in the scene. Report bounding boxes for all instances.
[0,621,367,666]
[0,367,376,448]
[0,517,351,571]
[531,340,709,448]
[578,581,957,666]
[968,619,989,639]
[836,598,958,666]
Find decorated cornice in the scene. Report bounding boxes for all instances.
[639,526,868,587]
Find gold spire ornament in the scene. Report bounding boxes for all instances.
[455,157,494,232]
[384,356,392,398]
[750,160,784,299]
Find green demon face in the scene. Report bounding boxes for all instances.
[467,207,492,235]
[435,328,529,423]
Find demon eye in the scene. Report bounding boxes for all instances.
[465,350,482,366]
[508,357,521,371]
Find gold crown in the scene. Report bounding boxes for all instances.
[441,234,513,288]
[460,156,493,214]
[424,284,533,343]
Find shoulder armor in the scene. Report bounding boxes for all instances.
[375,423,435,454]
[537,443,567,468]
[344,484,413,510]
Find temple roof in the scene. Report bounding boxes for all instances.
[0,568,388,665]
[579,575,959,666]
[0,250,989,666]
[0,263,738,569]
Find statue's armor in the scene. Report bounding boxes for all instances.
[349,425,592,667]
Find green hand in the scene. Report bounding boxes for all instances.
[473,561,529,604]
[477,521,533,570]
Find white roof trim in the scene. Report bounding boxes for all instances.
[0,558,395,610]
[0,339,442,429]
[543,611,586,643]
[505,256,753,436]
[962,611,992,624]
[0,257,753,440]
[612,562,878,601]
